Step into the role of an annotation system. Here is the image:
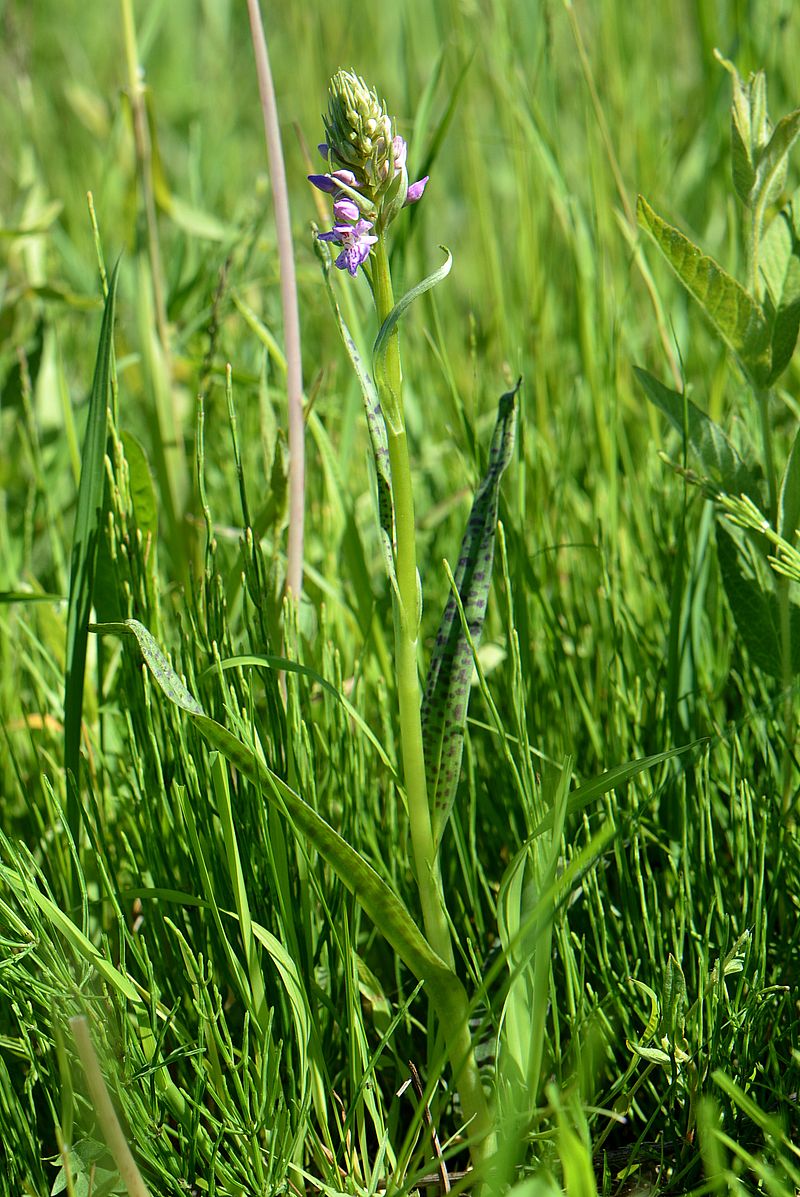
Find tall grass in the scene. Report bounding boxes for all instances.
[0,2,798,1195]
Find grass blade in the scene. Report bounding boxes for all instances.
[63,260,120,848]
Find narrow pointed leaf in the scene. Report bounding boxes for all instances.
[64,261,120,842]
[637,195,771,382]
[754,107,800,212]
[372,247,452,433]
[422,382,519,847]
[530,742,702,839]
[634,366,758,498]
[93,619,457,1003]
[315,237,396,588]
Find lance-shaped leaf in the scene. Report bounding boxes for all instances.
[715,52,769,206]
[716,522,800,678]
[760,199,800,383]
[421,382,519,848]
[315,236,396,591]
[634,366,759,499]
[64,261,120,844]
[372,247,452,435]
[753,107,800,217]
[637,195,771,384]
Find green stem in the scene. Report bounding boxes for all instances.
[777,576,795,822]
[372,237,451,963]
[371,235,496,1167]
[756,387,778,521]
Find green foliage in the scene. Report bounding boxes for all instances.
[63,263,120,846]
[422,382,518,849]
[636,196,772,383]
[1,4,799,1197]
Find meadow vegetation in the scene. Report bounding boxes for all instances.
[0,2,798,1195]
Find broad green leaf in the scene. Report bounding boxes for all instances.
[760,202,800,383]
[421,383,519,848]
[64,261,120,843]
[716,522,800,677]
[637,196,771,382]
[94,619,457,1004]
[315,237,396,590]
[634,367,758,498]
[778,427,800,543]
[372,247,452,434]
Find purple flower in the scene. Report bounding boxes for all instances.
[389,136,428,205]
[333,197,360,223]
[308,168,361,194]
[405,175,429,204]
[318,218,378,276]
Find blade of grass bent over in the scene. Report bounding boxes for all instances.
[93,617,497,1165]
[64,261,120,851]
[421,382,519,849]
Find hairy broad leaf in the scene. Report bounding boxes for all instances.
[64,261,120,842]
[716,522,800,677]
[634,367,758,499]
[421,383,519,848]
[637,196,771,383]
[716,53,768,205]
[760,201,800,383]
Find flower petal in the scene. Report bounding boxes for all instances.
[333,197,360,223]
[392,135,407,171]
[308,173,337,194]
[331,169,360,189]
[405,175,429,204]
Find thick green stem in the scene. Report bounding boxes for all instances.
[372,237,451,961]
[371,234,496,1167]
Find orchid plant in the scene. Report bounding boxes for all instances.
[309,71,515,1171]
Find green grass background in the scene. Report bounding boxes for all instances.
[1,1,799,1194]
